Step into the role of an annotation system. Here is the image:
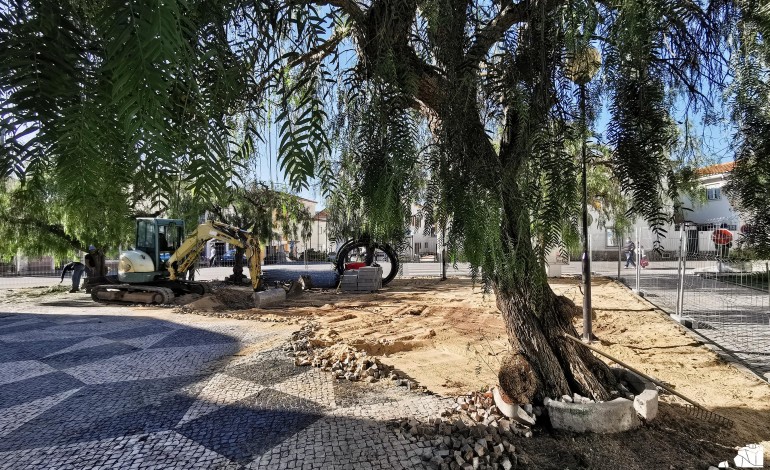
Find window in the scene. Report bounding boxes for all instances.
[136,220,157,261]
[606,228,618,247]
[706,188,722,200]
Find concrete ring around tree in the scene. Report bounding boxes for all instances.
[544,368,659,434]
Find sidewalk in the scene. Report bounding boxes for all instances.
[0,304,448,469]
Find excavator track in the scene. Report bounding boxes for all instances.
[91,284,175,305]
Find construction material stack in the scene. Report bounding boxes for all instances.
[340,266,383,292]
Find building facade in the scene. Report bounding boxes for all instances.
[587,162,743,260]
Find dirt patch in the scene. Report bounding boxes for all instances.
[0,284,70,301]
[177,286,258,312]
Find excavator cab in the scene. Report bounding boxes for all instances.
[121,218,186,283]
[135,218,185,267]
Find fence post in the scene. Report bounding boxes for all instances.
[635,227,640,293]
[766,262,769,311]
[676,223,687,318]
[617,234,622,281]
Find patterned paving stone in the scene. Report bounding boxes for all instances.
[176,373,265,426]
[42,336,115,358]
[0,430,237,470]
[271,367,337,410]
[0,341,33,363]
[0,375,200,452]
[148,327,238,349]
[0,372,84,409]
[101,323,177,341]
[176,389,324,465]
[0,335,87,360]
[41,342,141,369]
[0,319,58,336]
[63,343,237,384]
[0,318,45,331]
[247,416,432,470]
[0,389,80,438]
[0,310,451,469]
[120,330,176,349]
[0,360,58,385]
[225,349,306,386]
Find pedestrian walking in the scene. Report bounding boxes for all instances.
[624,238,636,268]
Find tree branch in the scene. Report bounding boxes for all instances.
[465,1,529,66]
[254,30,348,94]
[465,0,564,67]
[292,0,366,26]
[0,215,85,252]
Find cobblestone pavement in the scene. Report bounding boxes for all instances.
[0,305,451,469]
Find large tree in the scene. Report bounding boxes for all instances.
[1,0,755,403]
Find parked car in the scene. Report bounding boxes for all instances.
[220,249,247,264]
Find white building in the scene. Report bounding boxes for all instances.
[407,204,439,260]
[587,162,743,260]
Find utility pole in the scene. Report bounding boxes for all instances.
[566,46,601,343]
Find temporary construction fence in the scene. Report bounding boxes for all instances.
[575,224,770,383]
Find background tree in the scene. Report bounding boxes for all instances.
[0,0,751,403]
[209,182,312,281]
[0,173,159,269]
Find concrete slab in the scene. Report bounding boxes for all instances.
[546,397,640,433]
[633,389,659,421]
[253,288,286,308]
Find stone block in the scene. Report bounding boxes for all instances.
[546,397,640,433]
[253,288,286,308]
[633,389,659,421]
[286,279,304,299]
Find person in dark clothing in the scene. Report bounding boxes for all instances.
[623,238,636,268]
[60,261,86,293]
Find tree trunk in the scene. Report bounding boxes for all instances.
[494,197,617,404]
[495,281,617,403]
[83,249,109,292]
[356,1,616,404]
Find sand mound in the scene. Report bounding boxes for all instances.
[176,286,255,312]
[184,295,224,311]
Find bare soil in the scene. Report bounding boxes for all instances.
[4,277,769,468]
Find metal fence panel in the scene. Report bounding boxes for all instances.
[582,226,770,382]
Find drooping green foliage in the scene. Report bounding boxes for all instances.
[725,1,770,257]
[0,0,256,205]
[0,176,140,261]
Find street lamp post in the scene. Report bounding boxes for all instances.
[566,46,601,343]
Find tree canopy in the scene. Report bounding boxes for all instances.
[2,0,768,401]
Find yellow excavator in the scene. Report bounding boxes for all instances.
[91,218,262,304]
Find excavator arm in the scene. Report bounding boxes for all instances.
[166,221,262,291]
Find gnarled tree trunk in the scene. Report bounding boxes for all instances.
[494,278,617,403]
